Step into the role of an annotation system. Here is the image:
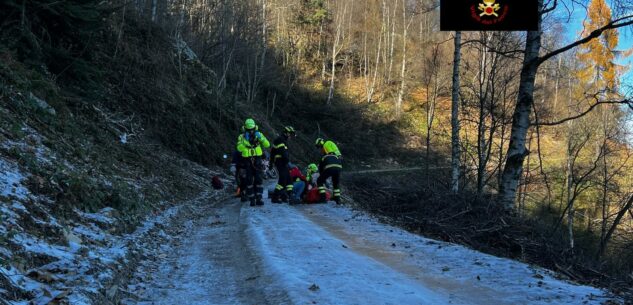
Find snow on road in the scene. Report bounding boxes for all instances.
[130,192,618,305]
[246,206,448,304]
[130,200,291,305]
[292,205,613,304]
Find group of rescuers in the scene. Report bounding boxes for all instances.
[230,118,342,206]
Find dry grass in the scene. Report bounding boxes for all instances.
[345,172,633,301]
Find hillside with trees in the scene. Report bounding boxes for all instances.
[1,0,633,303]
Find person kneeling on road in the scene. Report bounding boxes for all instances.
[290,163,318,202]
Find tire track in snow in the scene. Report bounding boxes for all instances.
[294,204,614,305]
[297,206,503,304]
[244,205,453,305]
[136,200,291,305]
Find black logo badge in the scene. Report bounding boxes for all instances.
[440,0,538,31]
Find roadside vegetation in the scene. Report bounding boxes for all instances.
[0,0,632,301]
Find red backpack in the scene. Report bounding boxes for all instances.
[304,188,330,203]
[211,176,224,190]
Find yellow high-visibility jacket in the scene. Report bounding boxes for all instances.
[237,131,270,157]
[322,140,341,157]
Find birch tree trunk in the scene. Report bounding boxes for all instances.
[381,0,389,83]
[451,31,461,193]
[497,0,633,208]
[386,0,396,84]
[260,0,267,70]
[498,20,542,208]
[364,30,382,103]
[327,3,347,105]
[395,0,408,118]
[566,121,575,250]
[327,37,339,104]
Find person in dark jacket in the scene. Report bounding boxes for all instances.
[316,139,342,204]
[270,126,296,203]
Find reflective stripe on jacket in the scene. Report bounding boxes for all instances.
[271,135,289,163]
[319,154,342,173]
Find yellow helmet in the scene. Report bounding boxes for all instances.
[244,118,256,130]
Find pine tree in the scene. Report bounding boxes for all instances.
[576,0,624,93]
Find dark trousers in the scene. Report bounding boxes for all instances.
[273,162,292,200]
[235,166,245,189]
[242,157,264,201]
[317,168,341,201]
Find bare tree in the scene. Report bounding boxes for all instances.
[326,1,349,105]
[597,193,633,257]
[422,45,443,184]
[362,2,383,103]
[497,0,633,209]
[450,31,461,193]
[395,0,413,118]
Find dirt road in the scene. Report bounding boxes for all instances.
[128,195,615,305]
[132,200,291,305]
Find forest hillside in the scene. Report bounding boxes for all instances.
[1,0,633,303]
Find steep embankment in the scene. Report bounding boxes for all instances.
[0,109,232,304]
[0,3,242,303]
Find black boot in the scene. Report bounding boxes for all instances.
[271,193,281,203]
[256,194,264,206]
[250,198,256,206]
[333,196,341,205]
[240,192,248,202]
[318,193,327,203]
[280,192,289,203]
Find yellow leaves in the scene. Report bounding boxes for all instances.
[576,0,626,94]
[584,0,612,32]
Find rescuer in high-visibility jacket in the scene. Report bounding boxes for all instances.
[290,163,318,201]
[315,138,342,204]
[306,163,318,186]
[314,138,341,157]
[236,118,270,206]
[270,126,296,203]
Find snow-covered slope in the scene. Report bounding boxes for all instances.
[0,154,224,305]
[0,123,230,305]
